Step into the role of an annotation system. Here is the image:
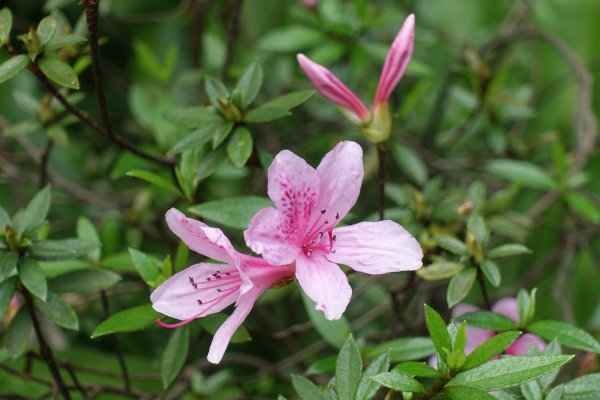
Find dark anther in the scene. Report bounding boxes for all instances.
[332,235,337,241]
[189,277,195,284]
[301,244,307,248]
[207,277,212,281]
[335,212,339,219]
[225,272,231,276]
[192,283,198,289]
[197,299,203,305]
[324,220,329,224]
[332,249,336,253]
[320,209,326,214]
[217,288,222,292]
[307,249,313,255]
[318,232,323,239]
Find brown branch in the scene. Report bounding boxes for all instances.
[38,139,53,189]
[221,0,243,82]
[476,267,492,310]
[100,290,131,390]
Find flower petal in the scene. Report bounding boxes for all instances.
[327,221,422,274]
[150,262,240,321]
[452,304,480,318]
[374,14,415,105]
[313,141,364,226]
[207,285,263,364]
[505,334,546,356]
[166,208,239,264]
[464,326,495,355]
[297,54,370,121]
[244,207,302,266]
[492,297,519,323]
[295,253,351,320]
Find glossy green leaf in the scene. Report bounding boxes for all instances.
[416,261,465,281]
[389,140,428,186]
[0,206,10,230]
[243,106,290,122]
[393,361,441,378]
[301,292,350,348]
[196,147,226,180]
[170,125,216,154]
[0,8,13,43]
[291,375,326,400]
[19,257,47,301]
[436,235,467,255]
[204,75,229,105]
[463,331,522,370]
[335,335,362,400]
[447,355,573,391]
[30,238,100,260]
[445,386,497,400]
[424,304,452,361]
[48,269,121,293]
[226,126,253,167]
[363,337,435,362]
[235,60,262,107]
[0,277,16,320]
[212,121,235,149]
[488,244,532,258]
[128,248,161,285]
[7,307,31,358]
[561,373,600,399]
[306,356,336,375]
[188,196,272,230]
[468,214,488,245]
[91,304,159,338]
[45,33,86,50]
[262,89,314,110]
[161,325,190,388]
[446,268,477,308]
[521,379,542,400]
[528,320,600,353]
[0,55,29,84]
[539,339,562,390]
[372,372,425,393]
[36,15,57,46]
[163,106,221,128]
[565,192,600,223]
[356,352,390,400]
[15,185,51,236]
[39,58,79,89]
[259,26,325,52]
[481,260,501,288]
[34,291,78,330]
[0,252,17,282]
[455,311,518,331]
[486,160,556,190]
[76,216,101,262]
[126,169,182,196]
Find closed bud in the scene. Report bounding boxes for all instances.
[217,98,243,123]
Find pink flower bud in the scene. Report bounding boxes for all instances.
[297,54,371,123]
[374,14,415,106]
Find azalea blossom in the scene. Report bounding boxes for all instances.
[151,208,294,364]
[244,141,423,320]
[297,14,415,142]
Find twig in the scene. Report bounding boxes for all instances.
[476,268,492,310]
[221,0,243,81]
[38,140,53,189]
[377,142,387,220]
[64,363,87,398]
[100,290,131,390]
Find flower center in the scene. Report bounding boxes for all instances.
[300,208,339,256]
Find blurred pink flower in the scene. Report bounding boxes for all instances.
[151,209,294,364]
[244,141,423,320]
[301,0,318,9]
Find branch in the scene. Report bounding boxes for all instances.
[377,142,387,220]
[221,0,243,81]
[100,290,131,390]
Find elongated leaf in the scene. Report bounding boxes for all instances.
[445,386,497,400]
[36,15,57,46]
[161,325,190,388]
[0,206,10,230]
[259,26,325,52]
[565,192,600,223]
[393,361,441,378]
[528,320,600,353]
[126,169,182,196]
[235,61,262,107]
[539,339,562,390]
[128,248,161,285]
[163,106,221,128]
[292,375,326,400]
[39,58,79,89]
[30,238,99,260]
[463,331,522,370]
[561,373,600,399]
[372,372,425,393]
[226,126,253,167]
[34,291,78,330]
[0,55,28,84]
[301,292,350,348]
[0,7,12,43]
[204,75,229,105]
[481,260,501,288]
[0,252,17,282]
[436,235,467,255]
[169,124,216,154]
[77,216,101,262]
[262,89,314,110]
[48,269,121,293]
[455,311,518,331]
[486,160,556,190]
[389,140,428,186]
[212,121,234,149]
[188,196,272,230]
[16,185,51,236]
[0,277,16,320]
[521,379,542,400]
[45,33,86,50]
[417,261,465,281]
[488,244,532,258]
[306,356,336,375]
[336,335,362,400]
[425,304,452,361]
[356,352,390,400]
[447,268,477,308]
[91,304,158,338]
[363,337,435,362]
[19,257,47,301]
[243,106,290,122]
[7,307,31,358]
[446,355,573,391]
[196,147,226,180]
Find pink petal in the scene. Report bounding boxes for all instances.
[295,253,351,320]
[505,334,546,356]
[166,208,239,264]
[374,14,415,106]
[452,304,480,318]
[244,207,302,266]
[326,220,422,274]
[297,54,370,121]
[464,326,495,354]
[150,262,241,321]
[492,297,519,323]
[207,285,262,364]
[312,141,364,228]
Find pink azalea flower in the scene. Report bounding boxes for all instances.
[244,141,423,320]
[151,209,295,364]
[297,14,415,142]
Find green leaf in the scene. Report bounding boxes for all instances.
[91,304,159,338]
[30,238,100,260]
[336,335,362,400]
[243,106,290,123]
[126,169,182,196]
[48,269,121,293]
[45,33,86,50]
[520,379,542,400]
[226,126,253,167]
[169,125,215,154]
[15,185,51,236]
[363,337,435,362]
[561,373,600,399]
[539,339,562,389]
[199,313,251,343]
[468,214,488,245]
[0,206,10,230]
[454,322,467,352]
[204,75,229,105]
[235,60,262,107]
[291,375,326,400]
[262,89,314,110]
[259,26,325,52]
[455,311,518,331]
[76,216,101,262]
[393,361,441,378]
[389,140,428,186]
[306,356,336,375]
[188,196,272,230]
[36,15,57,46]
[0,55,29,84]
[416,261,465,281]
[436,235,467,256]
[301,291,350,348]
[446,355,573,391]
[0,8,13,44]
[7,307,31,358]
[0,252,18,282]
[196,147,226,181]
[565,192,600,223]
[463,331,522,370]
[161,325,190,388]
[212,121,235,149]
[517,288,535,326]
[528,320,600,353]
[34,291,78,330]
[356,352,390,400]
[128,248,161,286]
[371,372,425,393]
[481,260,501,288]
[488,244,532,258]
[447,268,477,308]
[163,106,221,128]
[0,277,16,320]
[38,58,79,89]
[424,304,452,361]
[445,386,498,400]
[19,257,47,301]
[486,160,557,190]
